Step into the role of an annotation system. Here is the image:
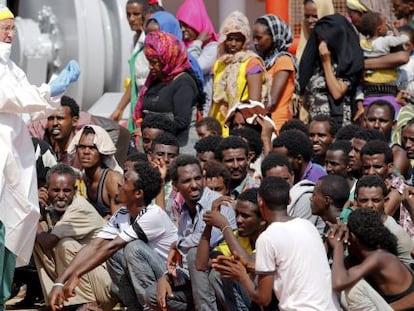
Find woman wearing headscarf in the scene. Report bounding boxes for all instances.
[346,0,370,32]
[110,0,149,131]
[176,0,218,115]
[253,14,296,130]
[299,13,364,126]
[133,31,202,152]
[210,11,269,127]
[296,0,335,61]
[145,11,205,88]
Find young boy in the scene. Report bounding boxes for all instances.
[212,177,340,310]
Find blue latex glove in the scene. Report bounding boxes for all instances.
[49,60,80,96]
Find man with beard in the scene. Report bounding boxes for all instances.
[215,136,259,199]
[49,161,180,311]
[34,164,113,310]
[157,155,236,311]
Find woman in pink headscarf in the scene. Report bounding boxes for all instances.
[133,31,204,153]
[176,0,218,115]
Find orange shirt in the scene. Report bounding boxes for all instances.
[268,55,295,131]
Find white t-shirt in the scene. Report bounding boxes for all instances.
[255,218,339,311]
[97,204,177,261]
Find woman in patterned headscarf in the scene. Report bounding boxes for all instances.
[133,31,202,152]
[210,11,269,127]
[253,14,296,130]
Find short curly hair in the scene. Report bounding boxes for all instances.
[360,140,393,165]
[195,117,222,136]
[348,208,398,255]
[353,128,386,142]
[318,175,350,210]
[46,163,76,188]
[231,127,263,162]
[204,161,231,191]
[279,119,309,136]
[335,124,360,141]
[272,129,313,162]
[194,136,223,154]
[170,155,202,183]
[355,175,388,198]
[61,95,80,117]
[133,161,162,205]
[238,187,261,217]
[310,114,339,137]
[261,153,293,177]
[258,176,290,211]
[141,114,176,135]
[327,140,352,163]
[151,132,180,151]
[359,11,383,38]
[215,136,249,161]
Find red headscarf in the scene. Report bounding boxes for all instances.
[133,31,191,126]
[176,0,218,47]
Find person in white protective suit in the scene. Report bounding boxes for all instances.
[0,5,80,310]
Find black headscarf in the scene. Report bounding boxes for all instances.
[299,13,364,93]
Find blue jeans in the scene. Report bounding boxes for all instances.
[186,247,218,311]
[106,240,165,311]
[209,269,250,311]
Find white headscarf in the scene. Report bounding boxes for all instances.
[67,124,123,174]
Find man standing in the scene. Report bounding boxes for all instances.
[0,5,79,310]
[34,164,112,309]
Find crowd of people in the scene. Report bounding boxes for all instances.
[3,0,414,310]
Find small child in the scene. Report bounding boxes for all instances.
[396,25,414,105]
[357,11,409,117]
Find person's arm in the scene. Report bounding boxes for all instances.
[203,210,253,264]
[110,85,131,121]
[49,236,126,310]
[188,40,217,74]
[319,41,348,100]
[151,158,168,209]
[384,188,402,217]
[106,171,123,215]
[36,232,59,250]
[172,80,196,131]
[268,70,291,112]
[212,255,274,306]
[327,227,378,291]
[195,224,213,271]
[402,186,414,221]
[255,116,274,156]
[247,72,265,102]
[167,242,183,278]
[392,145,410,179]
[157,275,175,311]
[365,51,409,70]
